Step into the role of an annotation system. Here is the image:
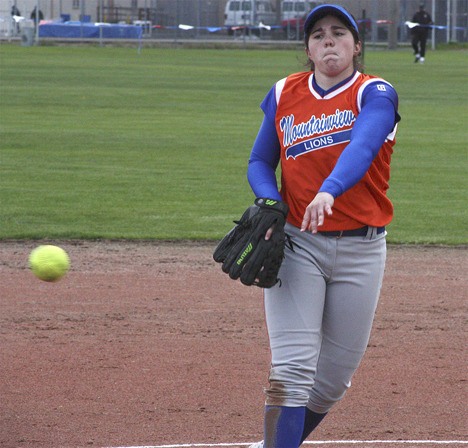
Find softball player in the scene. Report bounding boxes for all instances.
[411,2,433,63]
[246,4,400,447]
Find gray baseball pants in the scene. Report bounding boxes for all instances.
[264,222,387,414]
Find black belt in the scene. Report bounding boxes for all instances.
[319,226,386,238]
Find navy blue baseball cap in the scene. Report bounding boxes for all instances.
[304,4,359,36]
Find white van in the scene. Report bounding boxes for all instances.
[224,0,277,29]
[281,1,319,21]
[281,1,323,39]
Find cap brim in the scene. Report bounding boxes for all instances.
[304,4,359,36]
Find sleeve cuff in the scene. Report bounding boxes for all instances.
[319,178,345,198]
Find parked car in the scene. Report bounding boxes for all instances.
[224,0,276,34]
[281,0,318,21]
[281,1,322,40]
[281,13,306,40]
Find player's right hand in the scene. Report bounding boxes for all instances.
[301,192,334,234]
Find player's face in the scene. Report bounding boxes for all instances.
[306,15,361,80]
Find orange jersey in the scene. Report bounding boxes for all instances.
[275,71,398,230]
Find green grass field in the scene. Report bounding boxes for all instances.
[0,44,466,244]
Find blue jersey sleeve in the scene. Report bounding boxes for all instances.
[247,86,282,200]
[319,82,400,198]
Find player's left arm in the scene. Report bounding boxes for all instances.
[301,82,400,233]
[319,82,400,198]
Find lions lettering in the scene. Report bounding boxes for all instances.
[285,129,352,159]
[305,135,334,149]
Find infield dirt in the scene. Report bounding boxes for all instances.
[1,241,467,447]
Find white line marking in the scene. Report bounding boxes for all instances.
[105,441,468,448]
[303,442,468,445]
[304,442,468,445]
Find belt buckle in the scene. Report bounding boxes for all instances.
[337,230,344,239]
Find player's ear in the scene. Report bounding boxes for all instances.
[354,41,362,57]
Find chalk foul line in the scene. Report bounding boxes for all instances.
[106,440,468,448]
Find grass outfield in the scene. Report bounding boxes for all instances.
[0,44,466,244]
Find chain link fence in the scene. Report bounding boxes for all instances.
[1,0,466,45]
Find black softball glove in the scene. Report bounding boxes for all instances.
[213,198,289,288]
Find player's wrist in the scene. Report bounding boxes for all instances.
[255,198,289,218]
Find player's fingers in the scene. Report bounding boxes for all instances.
[300,209,312,232]
[312,202,334,232]
[301,208,319,233]
[265,226,274,240]
[311,207,321,233]
[302,193,334,233]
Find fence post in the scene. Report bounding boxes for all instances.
[360,9,366,69]
[388,0,399,49]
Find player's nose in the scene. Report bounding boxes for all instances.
[323,34,335,46]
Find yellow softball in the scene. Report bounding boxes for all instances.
[29,245,70,282]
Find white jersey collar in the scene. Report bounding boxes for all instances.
[309,71,361,99]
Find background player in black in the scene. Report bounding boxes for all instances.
[411,2,433,63]
[30,6,44,30]
[11,4,21,34]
